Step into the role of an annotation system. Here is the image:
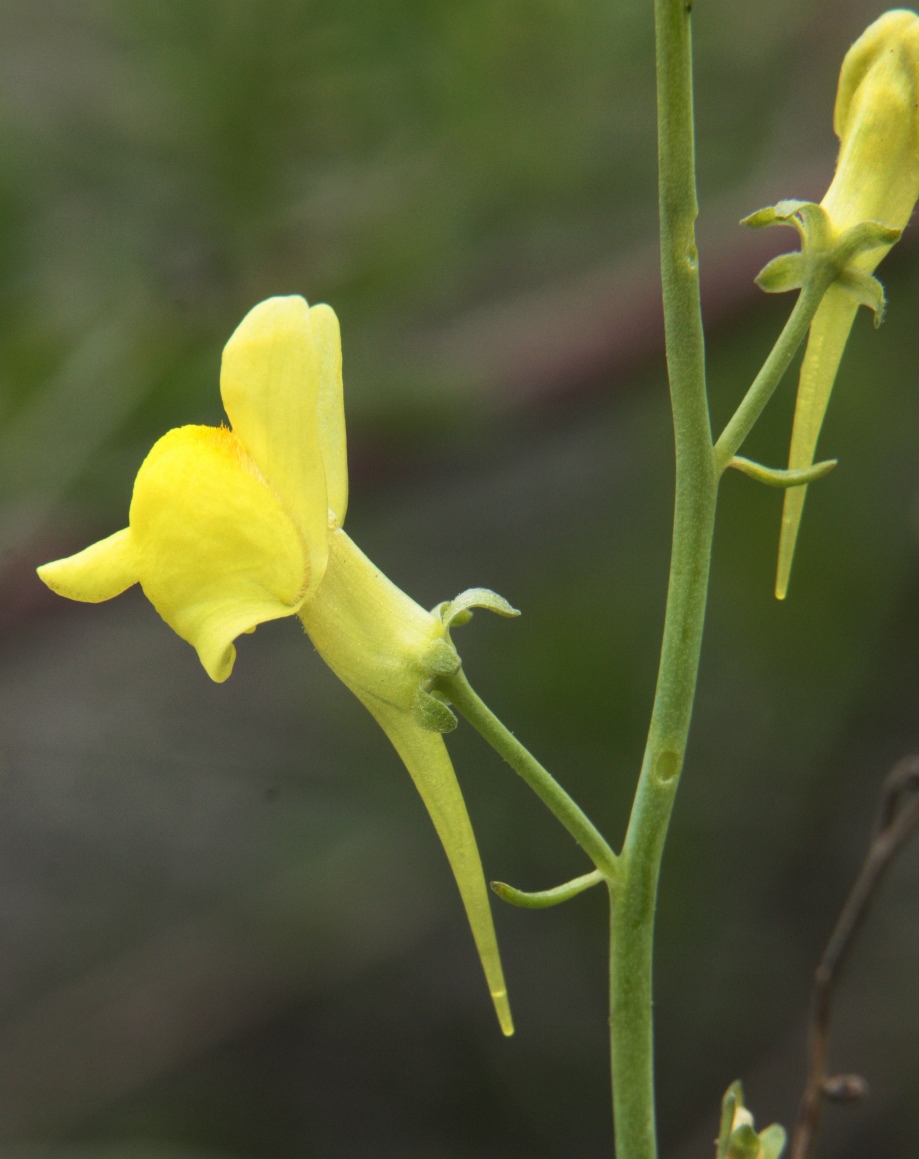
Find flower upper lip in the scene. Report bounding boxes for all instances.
[219,295,348,603]
[37,296,347,682]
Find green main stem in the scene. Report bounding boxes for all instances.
[445,6,828,1155]
[609,3,715,1157]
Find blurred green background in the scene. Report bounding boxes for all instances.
[2,0,919,1155]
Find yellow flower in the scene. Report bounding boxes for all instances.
[38,296,513,1036]
[777,9,919,598]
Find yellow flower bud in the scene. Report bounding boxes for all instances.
[37,296,512,1036]
[825,9,919,242]
[777,9,919,598]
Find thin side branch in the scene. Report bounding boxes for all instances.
[791,755,919,1159]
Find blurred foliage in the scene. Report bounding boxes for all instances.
[0,0,849,466]
[3,1,919,1158]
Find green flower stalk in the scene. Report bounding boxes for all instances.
[37,296,513,1036]
[777,9,919,598]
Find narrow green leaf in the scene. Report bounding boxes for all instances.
[729,455,837,488]
[491,869,604,909]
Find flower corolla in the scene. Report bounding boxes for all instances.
[38,296,513,1035]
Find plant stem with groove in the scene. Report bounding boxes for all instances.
[443,5,837,1153]
[607,2,715,1156]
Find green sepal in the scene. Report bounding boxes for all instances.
[419,637,462,679]
[742,200,832,248]
[740,200,899,286]
[412,688,458,734]
[758,1124,787,1159]
[415,639,461,730]
[834,219,902,267]
[717,1082,743,1159]
[741,199,810,230]
[729,455,837,488]
[754,253,805,294]
[491,869,604,909]
[835,268,887,325]
[726,1125,763,1159]
[436,587,521,632]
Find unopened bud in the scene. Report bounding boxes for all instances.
[825,10,919,248]
[776,9,919,599]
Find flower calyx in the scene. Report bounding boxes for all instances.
[412,589,520,734]
[716,1081,786,1159]
[742,200,898,326]
[434,587,521,638]
[764,11,919,599]
[414,637,462,734]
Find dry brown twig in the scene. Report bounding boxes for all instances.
[791,755,919,1159]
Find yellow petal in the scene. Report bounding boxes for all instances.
[776,285,858,600]
[300,529,512,1034]
[220,296,330,596]
[130,425,307,682]
[37,527,138,603]
[310,303,348,528]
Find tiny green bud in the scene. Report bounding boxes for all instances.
[825,10,919,248]
[716,1081,787,1159]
